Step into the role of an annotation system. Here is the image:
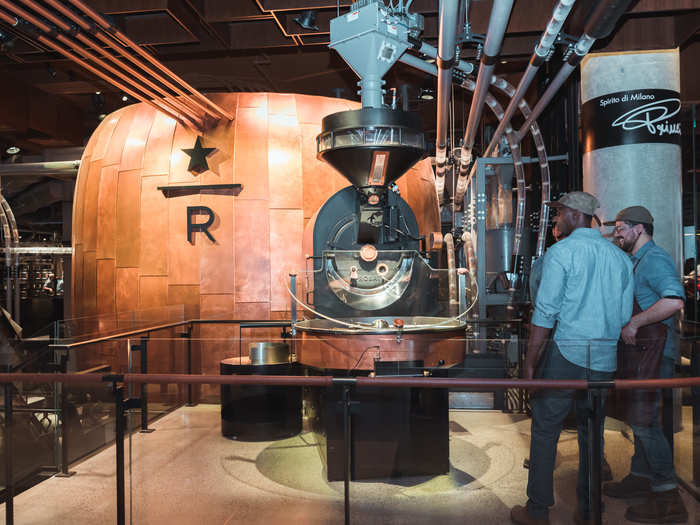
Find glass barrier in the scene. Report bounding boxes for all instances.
[0,332,698,523]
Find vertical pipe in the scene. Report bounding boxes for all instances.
[444,233,458,315]
[483,0,576,157]
[458,0,514,178]
[342,385,351,525]
[139,338,150,433]
[434,0,460,202]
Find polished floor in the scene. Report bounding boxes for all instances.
[1,404,697,524]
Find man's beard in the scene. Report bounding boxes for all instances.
[616,236,634,253]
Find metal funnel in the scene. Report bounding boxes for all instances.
[316,108,425,188]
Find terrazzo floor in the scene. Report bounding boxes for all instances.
[1,404,697,524]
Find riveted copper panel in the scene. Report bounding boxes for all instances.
[121,104,155,172]
[142,111,176,176]
[234,199,269,303]
[140,175,168,275]
[81,160,102,252]
[268,113,303,209]
[72,155,89,244]
[167,192,200,285]
[96,165,119,260]
[96,259,116,315]
[200,193,234,294]
[234,106,268,200]
[115,267,139,313]
[169,122,199,184]
[139,276,168,309]
[102,108,135,167]
[270,209,303,310]
[116,169,141,268]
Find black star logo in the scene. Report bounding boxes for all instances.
[182,136,216,175]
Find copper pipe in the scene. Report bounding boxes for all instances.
[0,4,195,130]
[43,0,219,121]
[67,0,234,121]
[17,0,203,127]
[41,0,206,123]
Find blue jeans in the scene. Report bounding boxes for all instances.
[628,357,676,492]
[526,342,612,520]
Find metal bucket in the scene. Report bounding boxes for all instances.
[249,342,290,365]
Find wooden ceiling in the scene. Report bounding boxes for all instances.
[0,0,698,155]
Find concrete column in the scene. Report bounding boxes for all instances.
[581,49,682,267]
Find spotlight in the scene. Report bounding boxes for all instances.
[5,146,20,155]
[95,91,101,95]
[419,88,435,101]
[121,94,128,102]
[294,10,319,31]
[500,59,508,64]
[98,113,107,120]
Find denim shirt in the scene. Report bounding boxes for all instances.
[630,240,684,360]
[532,228,634,372]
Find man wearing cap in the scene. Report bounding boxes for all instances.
[511,191,634,525]
[603,206,687,523]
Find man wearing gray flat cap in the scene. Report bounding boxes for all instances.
[603,206,687,523]
[512,192,634,525]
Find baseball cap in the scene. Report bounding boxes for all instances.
[550,191,600,216]
[603,205,654,226]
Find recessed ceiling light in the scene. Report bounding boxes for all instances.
[500,59,508,64]
[95,91,101,95]
[121,94,128,102]
[98,113,107,120]
[5,146,20,155]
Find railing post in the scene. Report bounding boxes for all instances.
[113,382,126,525]
[55,382,75,477]
[289,274,297,336]
[129,337,153,433]
[333,377,356,525]
[587,381,611,525]
[4,381,14,525]
[179,324,194,407]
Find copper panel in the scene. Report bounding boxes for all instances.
[200,193,234,294]
[200,117,235,186]
[295,94,358,125]
[167,193,200,285]
[116,169,141,268]
[233,302,270,320]
[168,284,200,320]
[200,294,235,320]
[233,107,269,200]
[82,250,97,316]
[301,123,335,219]
[72,156,90,245]
[207,92,238,115]
[234,199,269,303]
[168,122,200,184]
[268,93,296,116]
[96,259,116,315]
[142,111,176,176]
[140,175,168,275]
[139,276,168,309]
[268,114,302,209]
[269,209,303,310]
[102,107,135,167]
[96,165,119,260]
[82,160,103,252]
[72,243,83,316]
[297,331,465,370]
[90,110,122,162]
[120,104,156,172]
[238,92,268,109]
[116,267,139,313]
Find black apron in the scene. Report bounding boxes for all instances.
[616,254,667,427]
